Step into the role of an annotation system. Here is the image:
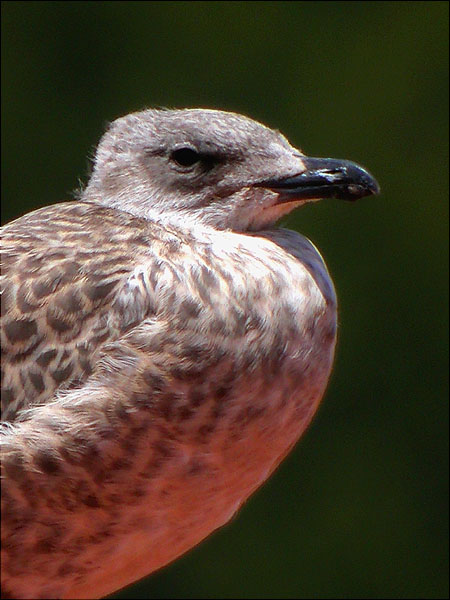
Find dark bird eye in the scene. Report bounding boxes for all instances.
[170,147,201,168]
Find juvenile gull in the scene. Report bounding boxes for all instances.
[0,108,379,599]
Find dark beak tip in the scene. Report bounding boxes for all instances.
[342,161,380,199]
[369,182,381,197]
[371,178,381,196]
[348,173,380,200]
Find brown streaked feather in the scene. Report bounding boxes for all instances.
[1,201,173,421]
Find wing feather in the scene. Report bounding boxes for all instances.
[1,201,161,421]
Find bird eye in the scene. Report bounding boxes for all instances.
[170,147,201,168]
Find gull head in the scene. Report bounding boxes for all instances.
[85,108,379,231]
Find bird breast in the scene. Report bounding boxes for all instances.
[74,225,338,599]
[104,222,338,491]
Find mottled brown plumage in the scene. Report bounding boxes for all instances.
[1,109,378,599]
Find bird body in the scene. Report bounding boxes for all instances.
[1,109,378,599]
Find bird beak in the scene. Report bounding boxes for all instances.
[256,157,380,202]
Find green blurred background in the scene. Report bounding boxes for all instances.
[2,2,448,598]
